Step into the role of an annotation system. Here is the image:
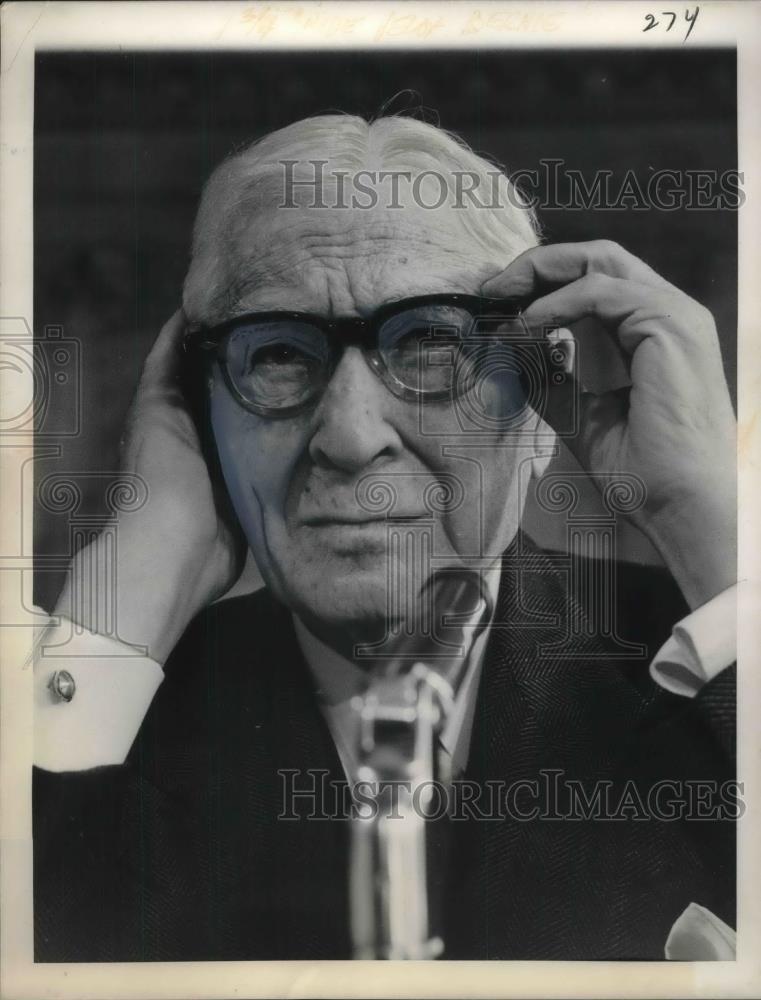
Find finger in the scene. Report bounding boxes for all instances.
[519,273,682,356]
[481,240,674,300]
[141,308,187,389]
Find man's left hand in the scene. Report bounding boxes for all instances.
[482,240,736,610]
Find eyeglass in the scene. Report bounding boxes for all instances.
[183,293,534,419]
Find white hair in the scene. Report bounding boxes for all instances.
[184,114,541,321]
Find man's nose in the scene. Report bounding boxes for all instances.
[308,347,403,473]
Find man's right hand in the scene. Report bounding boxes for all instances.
[54,310,244,664]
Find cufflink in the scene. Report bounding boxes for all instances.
[48,669,76,703]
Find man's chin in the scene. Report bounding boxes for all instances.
[267,536,461,637]
[290,568,392,631]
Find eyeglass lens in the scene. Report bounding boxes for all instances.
[223,303,528,413]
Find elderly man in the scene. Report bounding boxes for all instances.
[33,114,737,961]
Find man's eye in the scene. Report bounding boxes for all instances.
[388,328,434,360]
[249,344,307,370]
[386,339,425,381]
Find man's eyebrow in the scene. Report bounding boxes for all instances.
[205,293,501,332]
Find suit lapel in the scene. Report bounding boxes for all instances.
[259,595,353,957]
[445,535,658,958]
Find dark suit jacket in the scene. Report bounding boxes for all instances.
[34,537,736,961]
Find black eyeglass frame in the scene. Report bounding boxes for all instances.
[183,293,531,419]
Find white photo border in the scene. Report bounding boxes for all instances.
[1,2,759,997]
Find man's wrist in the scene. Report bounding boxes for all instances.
[55,528,200,664]
[644,497,736,611]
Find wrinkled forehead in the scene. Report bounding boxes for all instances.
[216,201,501,317]
[184,158,530,323]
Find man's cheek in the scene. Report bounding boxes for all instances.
[211,391,301,518]
[225,448,302,564]
[215,443,295,588]
[437,446,535,557]
[392,436,470,555]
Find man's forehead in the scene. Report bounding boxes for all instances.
[204,201,501,319]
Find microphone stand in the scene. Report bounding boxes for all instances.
[348,572,489,960]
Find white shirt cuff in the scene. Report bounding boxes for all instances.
[32,610,164,772]
[649,583,739,698]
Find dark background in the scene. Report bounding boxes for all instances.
[33,49,737,610]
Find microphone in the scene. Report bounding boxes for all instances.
[348,568,492,960]
[375,568,492,695]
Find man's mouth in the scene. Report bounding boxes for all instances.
[300,513,429,527]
